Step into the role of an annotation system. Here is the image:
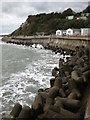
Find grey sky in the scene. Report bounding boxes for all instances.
[0,0,89,34]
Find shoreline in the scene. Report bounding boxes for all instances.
[2,36,90,120]
[2,36,90,51]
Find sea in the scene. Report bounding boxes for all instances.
[0,37,69,118]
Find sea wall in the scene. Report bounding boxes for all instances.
[2,36,90,51]
[2,36,90,120]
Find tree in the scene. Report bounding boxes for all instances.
[83,5,90,13]
[62,8,75,18]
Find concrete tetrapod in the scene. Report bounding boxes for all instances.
[17,106,31,119]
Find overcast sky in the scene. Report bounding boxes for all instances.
[0,0,89,35]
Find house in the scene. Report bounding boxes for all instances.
[56,30,66,36]
[81,13,90,17]
[56,30,62,36]
[66,15,74,20]
[66,28,81,36]
[81,28,90,36]
[76,16,87,20]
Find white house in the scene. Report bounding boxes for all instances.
[81,13,90,17]
[66,28,81,36]
[56,30,66,36]
[56,30,62,36]
[76,16,87,20]
[66,15,74,20]
[81,28,90,36]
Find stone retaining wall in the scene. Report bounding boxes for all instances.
[2,36,90,50]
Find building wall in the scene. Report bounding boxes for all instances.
[81,28,90,36]
[56,30,62,36]
[66,16,74,20]
[66,29,73,36]
[73,30,81,36]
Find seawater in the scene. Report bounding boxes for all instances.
[0,37,69,117]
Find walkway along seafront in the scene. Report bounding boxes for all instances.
[2,36,90,120]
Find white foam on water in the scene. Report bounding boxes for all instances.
[0,44,61,116]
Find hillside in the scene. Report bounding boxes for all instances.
[11,6,90,36]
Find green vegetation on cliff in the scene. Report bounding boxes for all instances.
[11,6,90,36]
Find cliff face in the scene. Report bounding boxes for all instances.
[11,6,90,36]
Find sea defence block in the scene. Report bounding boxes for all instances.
[10,103,22,118]
[71,70,83,83]
[17,106,31,119]
[84,82,90,120]
[38,108,81,119]
[55,97,81,112]
[4,115,15,120]
[48,86,59,99]
[54,76,62,88]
